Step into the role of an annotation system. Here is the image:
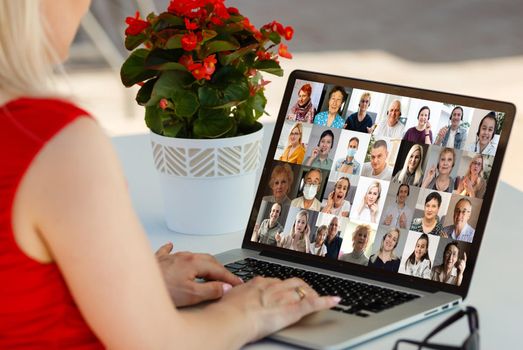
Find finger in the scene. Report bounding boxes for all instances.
[185,281,233,304]
[191,258,243,286]
[155,242,174,257]
[463,252,467,261]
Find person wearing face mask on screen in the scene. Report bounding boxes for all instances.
[291,168,323,211]
[335,136,360,175]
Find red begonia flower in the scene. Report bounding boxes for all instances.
[227,7,239,15]
[181,32,198,51]
[179,55,194,68]
[185,18,199,30]
[125,11,150,36]
[278,43,292,59]
[283,26,294,41]
[203,54,217,76]
[159,98,169,110]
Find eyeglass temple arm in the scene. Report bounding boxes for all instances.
[393,338,460,350]
[421,309,467,343]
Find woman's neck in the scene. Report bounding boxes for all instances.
[379,250,392,262]
[415,123,425,131]
[423,216,436,227]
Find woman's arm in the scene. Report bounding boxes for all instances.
[15,118,336,349]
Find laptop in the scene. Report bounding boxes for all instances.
[214,70,515,349]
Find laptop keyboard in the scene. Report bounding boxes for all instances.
[225,258,419,317]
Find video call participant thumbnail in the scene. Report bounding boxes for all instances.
[431,241,467,286]
[339,224,372,266]
[313,86,347,128]
[360,139,393,180]
[373,99,404,139]
[391,143,424,187]
[441,198,475,243]
[368,228,402,272]
[251,203,284,245]
[291,168,323,211]
[434,106,467,149]
[403,106,433,145]
[286,83,316,123]
[279,122,306,164]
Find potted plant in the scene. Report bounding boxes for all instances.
[121,0,293,234]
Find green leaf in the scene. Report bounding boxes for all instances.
[252,59,283,76]
[148,70,194,107]
[194,108,235,138]
[163,121,184,137]
[198,67,250,108]
[212,22,243,34]
[125,33,147,51]
[120,49,157,87]
[153,13,184,31]
[171,90,199,117]
[144,49,184,70]
[201,29,217,43]
[248,90,267,116]
[144,105,164,134]
[221,43,258,65]
[203,40,240,55]
[136,78,157,105]
[165,34,183,49]
[268,31,281,45]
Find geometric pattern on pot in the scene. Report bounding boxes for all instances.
[151,139,261,178]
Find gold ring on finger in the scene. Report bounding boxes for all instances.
[295,286,307,300]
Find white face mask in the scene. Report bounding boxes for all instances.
[303,184,318,200]
[347,148,357,158]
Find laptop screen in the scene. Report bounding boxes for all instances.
[245,70,514,295]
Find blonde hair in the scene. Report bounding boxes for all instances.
[358,181,381,216]
[359,92,371,105]
[397,144,424,186]
[287,122,303,144]
[0,1,62,97]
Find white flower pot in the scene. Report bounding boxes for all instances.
[150,127,263,234]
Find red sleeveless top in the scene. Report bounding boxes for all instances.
[0,98,104,349]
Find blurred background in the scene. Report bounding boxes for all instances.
[65,0,523,189]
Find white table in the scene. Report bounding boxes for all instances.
[113,123,522,349]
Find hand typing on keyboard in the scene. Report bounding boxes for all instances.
[155,242,243,307]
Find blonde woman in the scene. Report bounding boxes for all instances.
[421,147,456,193]
[339,224,372,265]
[368,228,401,271]
[454,154,486,199]
[310,225,328,257]
[0,1,337,348]
[279,122,306,164]
[276,210,312,253]
[353,181,382,223]
[262,163,294,205]
[392,144,424,186]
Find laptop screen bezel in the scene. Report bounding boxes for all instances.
[241,69,516,299]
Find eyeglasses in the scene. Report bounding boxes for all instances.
[393,306,479,350]
[455,209,471,215]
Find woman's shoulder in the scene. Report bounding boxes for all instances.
[2,97,91,141]
[5,97,89,116]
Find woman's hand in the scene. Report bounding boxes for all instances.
[425,120,432,132]
[212,277,340,342]
[155,242,243,307]
[422,165,437,188]
[370,203,378,222]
